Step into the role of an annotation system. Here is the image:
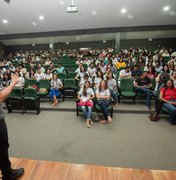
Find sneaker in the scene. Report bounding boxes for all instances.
[86,123,91,128]
[152,91,157,96]
[10,168,24,180]
[146,106,151,111]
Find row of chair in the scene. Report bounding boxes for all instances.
[6,88,40,114]
[25,78,156,102]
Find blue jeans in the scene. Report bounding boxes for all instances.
[81,106,92,120]
[136,87,153,107]
[110,89,118,103]
[97,100,110,120]
[163,100,176,125]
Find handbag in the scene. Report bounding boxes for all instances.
[78,100,93,107]
[148,113,160,121]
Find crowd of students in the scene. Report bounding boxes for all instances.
[0,46,176,126]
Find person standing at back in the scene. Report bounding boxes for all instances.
[0,75,24,180]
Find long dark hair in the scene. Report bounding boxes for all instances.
[98,80,108,92]
[82,80,91,96]
[165,79,174,89]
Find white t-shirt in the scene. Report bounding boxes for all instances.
[34,72,46,82]
[76,72,88,81]
[45,73,53,80]
[78,87,94,102]
[119,69,131,80]
[51,79,63,89]
[107,78,117,90]
[15,76,25,87]
[94,77,102,88]
[79,78,92,88]
[96,88,110,100]
[87,67,96,77]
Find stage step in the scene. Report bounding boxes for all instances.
[2,157,175,180]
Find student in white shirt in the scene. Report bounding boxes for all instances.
[87,63,96,78]
[45,69,53,80]
[14,71,25,88]
[75,66,88,81]
[107,72,118,105]
[34,69,46,82]
[79,74,92,89]
[96,80,112,124]
[49,73,63,106]
[77,81,95,128]
[94,70,103,90]
[119,66,132,80]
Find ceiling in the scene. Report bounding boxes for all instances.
[0,0,176,45]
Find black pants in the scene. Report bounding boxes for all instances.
[0,119,11,178]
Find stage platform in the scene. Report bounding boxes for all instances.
[1,158,175,180]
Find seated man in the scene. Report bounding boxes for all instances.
[134,71,154,110]
[56,63,65,74]
[131,66,142,79]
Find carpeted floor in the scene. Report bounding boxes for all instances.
[5,110,176,170]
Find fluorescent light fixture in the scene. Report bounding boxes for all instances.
[163,6,170,11]
[39,15,44,20]
[2,19,8,24]
[121,9,127,14]
[148,38,152,41]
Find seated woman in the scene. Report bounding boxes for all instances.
[49,73,63,106]
[2,73,11,87]
[14,71,25,88]
[160,79,176,125]
[107,72,118,105]
[96,80,112,124]
[77,81,95,128]
[79,74,92,89]
[94,70,103,90]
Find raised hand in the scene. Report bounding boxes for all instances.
[11,74,19,86]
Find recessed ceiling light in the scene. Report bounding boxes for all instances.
[121,9,127,14]
[163,6,170,11]
[2,19,8,24]
[39,15,44,20]
[148,38,153,42]
[32,22,37,26]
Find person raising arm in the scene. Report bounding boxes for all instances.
[0,74,24,180]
